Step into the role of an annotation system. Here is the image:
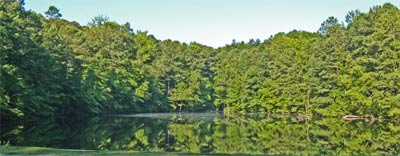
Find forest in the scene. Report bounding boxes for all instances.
[2,0,400,120]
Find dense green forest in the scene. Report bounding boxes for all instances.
[2,0,400,120]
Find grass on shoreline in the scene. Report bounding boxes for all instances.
[0,146,266,156]
[0,146,193,156]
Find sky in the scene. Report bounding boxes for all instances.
[26,0,399,48]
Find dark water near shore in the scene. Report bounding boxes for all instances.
[1,113,400,155]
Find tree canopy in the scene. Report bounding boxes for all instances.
[2,1,400,120]
[45,6,62,19]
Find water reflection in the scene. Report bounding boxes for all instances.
[1,113,400,155]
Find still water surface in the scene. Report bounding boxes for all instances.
[1,113,400,155]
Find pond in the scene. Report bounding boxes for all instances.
[1,113,400,155]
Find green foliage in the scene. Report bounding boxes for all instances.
[213,3,400,117]
[45,6,62,19]
[1,1,400,119]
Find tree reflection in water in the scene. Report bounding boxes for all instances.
[1,113,399,155]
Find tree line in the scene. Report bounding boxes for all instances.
[1,0,400,119]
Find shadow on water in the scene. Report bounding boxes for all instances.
[1,113,400,155]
